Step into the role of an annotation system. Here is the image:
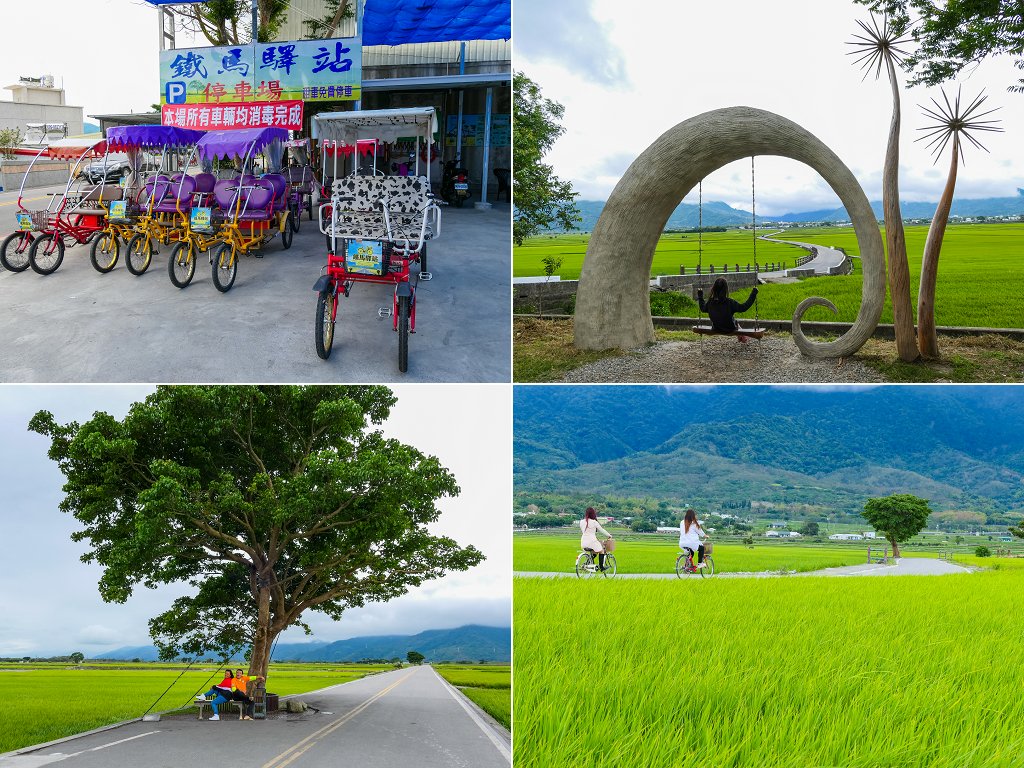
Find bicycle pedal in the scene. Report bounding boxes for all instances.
[377,307,393,319]
[419,271,432,281]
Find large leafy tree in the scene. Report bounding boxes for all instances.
[29,386,483,679]
[855,0,1024,93]
[513,72,581,245]
[862,494,933,557]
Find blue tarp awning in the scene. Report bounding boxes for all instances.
[362,0,510,45]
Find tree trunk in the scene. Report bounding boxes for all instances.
[883,57,918,362]
[917,142,958,358]
[249,584,274,680]
[890,537,901,558]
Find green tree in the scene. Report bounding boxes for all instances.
[975,545,992,558]
[407,650,425,665]
[69,652,85,664]
[799,521,820,537]
[630,518,656,533]
[29,386,483,680]
[303,0,354,38]
[855,0,1024,93]
[0,127,22,159]
[862,494,933,557]
[176,0,289,45]
[512,72,581,245]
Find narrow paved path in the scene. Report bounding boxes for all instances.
[758,233,848,279]
[0,666,509,768]
[515,556,971,580]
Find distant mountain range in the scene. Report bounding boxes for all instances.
[567,190,1024,230]
[96,624,510,663]
[514,386,1024,519]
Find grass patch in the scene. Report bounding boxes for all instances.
[514,571,1024,768]
[857,335,1024,383]
[513,317,624,382]
[434,665,510,730]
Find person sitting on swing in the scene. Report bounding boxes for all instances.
[697,277,759,342]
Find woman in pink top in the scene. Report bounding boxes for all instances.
[579,507,612,571]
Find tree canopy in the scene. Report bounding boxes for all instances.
[29,386,483,678]
[513,72,581,245]
[407,650,425,665]
[861,494,933,556]
[856,0,1024,93]
[176,0,289,45]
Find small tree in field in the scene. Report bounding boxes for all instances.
[407,650,425,665]
[69,652,85,664]
[29,386,483,681]
[862,494,933,557]
[800,521,820,537]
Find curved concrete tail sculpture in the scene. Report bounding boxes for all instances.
[573,106,885,359]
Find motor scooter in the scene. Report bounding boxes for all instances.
[441,159,471,208]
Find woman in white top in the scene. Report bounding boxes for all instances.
[679,509,709,570]
[580,507,612,571]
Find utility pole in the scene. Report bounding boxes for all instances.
[251,0,258,42]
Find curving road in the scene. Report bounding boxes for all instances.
[758,232,849,279]
[515,556,971,580]
[0,665,509,768]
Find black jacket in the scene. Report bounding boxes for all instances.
[698,288,758,332]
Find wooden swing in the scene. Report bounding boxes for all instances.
[692,156,767,340]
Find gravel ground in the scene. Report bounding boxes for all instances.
[561,335,886,383]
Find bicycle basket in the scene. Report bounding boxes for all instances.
[703,541,714,555]
[603,538,616,553]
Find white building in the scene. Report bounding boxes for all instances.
[0,76,84,137]
[829,533,864,541]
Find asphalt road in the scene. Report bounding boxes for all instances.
[515,556,972,579]
[0,184,510,382]
[0,666,510,768]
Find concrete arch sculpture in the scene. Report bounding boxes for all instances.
[573,106,885,359]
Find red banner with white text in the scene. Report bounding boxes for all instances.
[161,100,303,131]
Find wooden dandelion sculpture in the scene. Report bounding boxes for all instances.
[848,15,919,362]
[916,88,1002,358]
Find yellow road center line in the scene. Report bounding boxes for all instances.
[0,195,48,207]
[261,672,413,768]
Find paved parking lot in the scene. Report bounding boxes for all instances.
[0,186,510,382]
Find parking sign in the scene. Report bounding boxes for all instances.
[165,81,187,105]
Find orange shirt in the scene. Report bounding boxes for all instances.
[234,675,249,693]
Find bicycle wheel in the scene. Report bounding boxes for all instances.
[700,556,715,578]
[289,202,300,233]
[281,218,293,250]
[28,233,65,275]
[168,240,197,288]
[575,552,596,579]
[397,294,410,373]
[1,231,34,272]
[314,289,336,360]
[211,242,237,292]
[125,233,153,275]
[89,231,119,273]
[602,554,617,577]
[675,553,688,578]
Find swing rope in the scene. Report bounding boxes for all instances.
[751,156,761,330]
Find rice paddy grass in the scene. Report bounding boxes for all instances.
[434,664,511,729]
[514,533,880,574]
[513,571,1024,767]
[0,662,388,754]
[515,223,1024,328]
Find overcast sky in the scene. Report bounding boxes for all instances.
[515,0,1024,214]
[0,385,510,657]
[0,0,205,121]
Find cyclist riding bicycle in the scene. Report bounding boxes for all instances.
[679,508,710,572]
[580,507,613,572]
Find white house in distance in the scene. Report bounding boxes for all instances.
[829,533,864,541]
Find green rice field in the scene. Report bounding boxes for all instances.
[434,664,511,729]
[515,224,1024,328]
[0,662,388,754]
[514,570,1024,767]
[514,533,887,574]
